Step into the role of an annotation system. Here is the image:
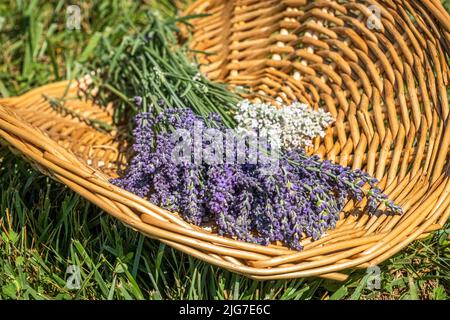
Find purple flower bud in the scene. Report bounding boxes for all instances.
[133,96,143,107]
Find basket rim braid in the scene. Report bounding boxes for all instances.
[1,0,450,281]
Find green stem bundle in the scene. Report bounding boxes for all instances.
[84,11,238,133]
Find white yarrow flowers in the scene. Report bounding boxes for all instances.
[235,100,334,150]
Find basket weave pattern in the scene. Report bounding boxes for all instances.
[0,0,450,280]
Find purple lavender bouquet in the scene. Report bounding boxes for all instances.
[112,107,402,250]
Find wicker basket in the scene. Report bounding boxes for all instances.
[1,0,450,281]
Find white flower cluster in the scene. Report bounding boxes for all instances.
[234,100,334,150]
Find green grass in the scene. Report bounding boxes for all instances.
[0,0,449,300]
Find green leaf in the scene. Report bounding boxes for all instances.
[79,32,102,62]
[2,283,17,299]
[350,274,369,300]
[329,285,348,300]
[432,285,448,300]
[407,276,419,300]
